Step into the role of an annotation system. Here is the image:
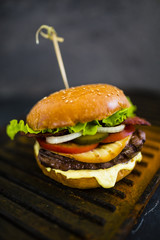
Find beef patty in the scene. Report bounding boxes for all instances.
[38,129,146,171]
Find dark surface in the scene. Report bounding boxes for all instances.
[128,186,160,240]
[1,0,160,239]
[0,125,160,240]
[1,0,160,98]
[1,96,160,240]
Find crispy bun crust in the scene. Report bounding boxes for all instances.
[35,155,132,189]
[27,84,130,130]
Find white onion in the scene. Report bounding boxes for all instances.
[97,124,125,133]
[46,132,82,144]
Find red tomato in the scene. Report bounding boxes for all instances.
[37,138,98,154]
[102,125,135,143]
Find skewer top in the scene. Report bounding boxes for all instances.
[36,25,69,89]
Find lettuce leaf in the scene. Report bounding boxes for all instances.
[102,108,128,126]
[102,97,136,126]
[68,120,101,136]
[6,120,55,140]
[6,98,136,140]
[127,96,137,117]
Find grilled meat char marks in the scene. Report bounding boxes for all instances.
[38,129,146,171]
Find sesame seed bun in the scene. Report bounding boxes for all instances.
[26,84,130,130]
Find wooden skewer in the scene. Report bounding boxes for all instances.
[36,25,69,89]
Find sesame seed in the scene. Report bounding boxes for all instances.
[65,100,69,103]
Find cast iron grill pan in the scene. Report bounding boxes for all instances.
[0,126,160,240]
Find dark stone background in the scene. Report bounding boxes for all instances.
[1,0,160,126]
[1,0,160,96]
[0,1,160,239]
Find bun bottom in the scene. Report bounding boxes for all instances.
[36,155,131,188]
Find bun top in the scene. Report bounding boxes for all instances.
[27,84,130,130]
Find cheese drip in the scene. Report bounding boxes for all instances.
[51,153,142,188]
[34,141,142,188]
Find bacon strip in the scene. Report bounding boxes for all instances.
[21,116,150,138]
[20,129,68,138]
[124,116,151,126]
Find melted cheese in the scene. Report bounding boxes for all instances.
[34,141,142,188]
[59,135,131,163]
[52,153,142,188]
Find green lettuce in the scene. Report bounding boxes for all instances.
[6,98,136,140]
[102,108,128,126]
[68,120,101,136]
[102,103,136,126]
[6,120,54,140]
[126,96,137,117]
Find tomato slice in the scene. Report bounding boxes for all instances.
[102,125,135,143]
[37,138,98,154]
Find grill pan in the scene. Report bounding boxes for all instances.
[0,125,160,240]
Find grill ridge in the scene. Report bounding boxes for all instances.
[143,144,160,151]
[131,169,141,176]
[137,161,148,167]
[146,136,160,142]
[137,169,160,205]
[0,149,117,212]
[70,189,116,212]
[0,126,160,240]
[0,212,46,240]
[105,188,126,199]
[0,148,129,202]
[141,151,154,158]
[0,205,58,240]
[121,178,134,186]
[0,195,69,240]
[0,151,109,216]
[0,153,107,225]
[0,215,38,240]
[0,177,94,239]
[0,163,106,227]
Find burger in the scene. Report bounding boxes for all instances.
[7,84,150,189]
